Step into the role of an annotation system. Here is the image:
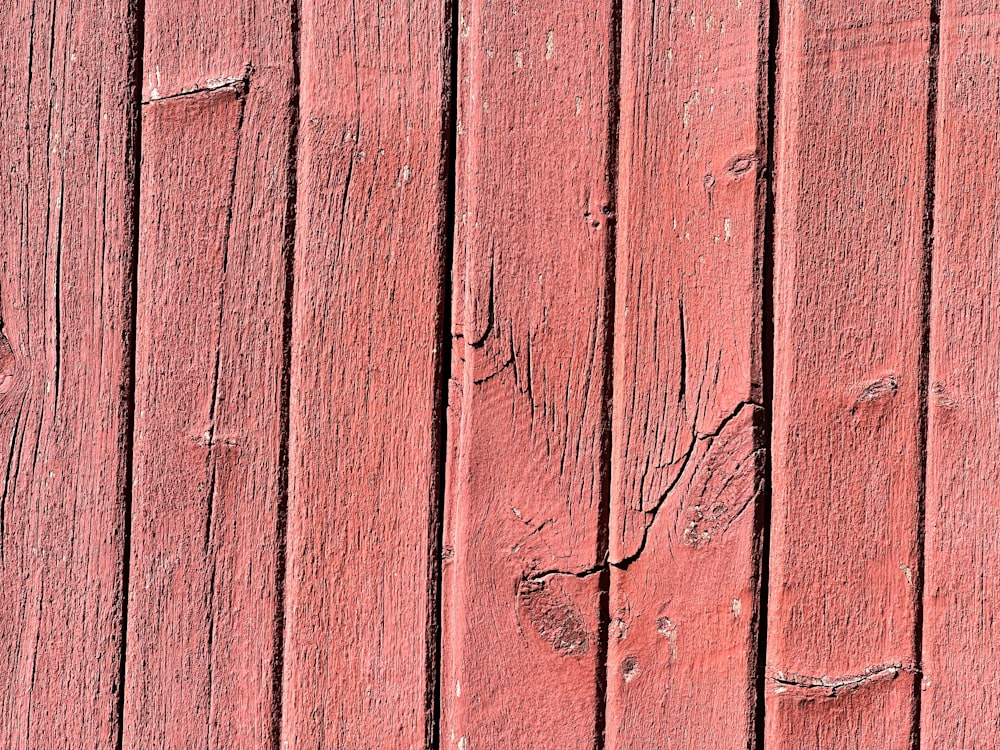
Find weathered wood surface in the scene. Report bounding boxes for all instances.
[765,0,933,746]
[923,3,1000,747]
[123,1,295,746]
[12,1,1000,747]
[280,0,450,747]
[606,0,770,745]
[0,1,138,747]
[440,1,616,747]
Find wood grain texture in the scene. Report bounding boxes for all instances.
[123,2,294,746]
[441,1,616,747]
[923,3,1000,746]
[606,0,770,744]
[0,1,138,747]
[281,0,449,746]
[765,0,933,746]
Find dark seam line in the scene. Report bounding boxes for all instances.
[271,0,302,747]
[427,0,460,747]
[115,0,144,746]
[53,173,64,407]
[595,1,624,748]
[754,0,779,745]
[913,1,940,748]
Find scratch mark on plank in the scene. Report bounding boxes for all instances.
[768,663,917,699]
[142,69,251,105]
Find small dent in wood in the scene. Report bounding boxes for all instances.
[682,502,731,547]
[610,615,628,641]
[621,656,641,682]
[899,563,914,585]
[192,431,238,449]
[656,617,678,660]
[682,90,700,128]
[656,617,676,638]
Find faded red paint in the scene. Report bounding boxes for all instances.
[1,0,997,749]
[606,0,770,744]
[765,0,932,746]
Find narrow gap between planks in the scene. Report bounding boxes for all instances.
[753,0,780,745]
[913,0,942,747]
[593,0,626,747]
[271,0,303,745]
[115,0,146,747]
[428,0,462,747]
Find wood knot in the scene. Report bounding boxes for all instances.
[856,375,899,405]
[517,577,590,656]
[725,153,758,178]
[676,404,764,548]
[931,380,958,410]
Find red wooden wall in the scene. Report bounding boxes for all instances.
[2,0,998,747]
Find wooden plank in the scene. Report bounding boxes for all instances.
[440,2,615,747]
[605,0,770,745]
[0,1,138,747]
[923,4,1000,746]
[765,0,933,746]
[122,2,294,745]
[280,1,449,747]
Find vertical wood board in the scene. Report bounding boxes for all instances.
[923,2,1000,747]
[765,1,933,746]
[442,1,616,747]
[281,0,450,746]
[123,1,295,746]
[607,0,770,744]
[0,2,138,747]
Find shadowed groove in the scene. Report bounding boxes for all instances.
[270,0,302,745]
[428,0,460,746]
[115,0,145,747]
[753,0,779,744]
[595,0,624,746]
[913,0,940,746]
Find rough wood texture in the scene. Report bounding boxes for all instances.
[923,4,1000,746]
[17,2,1000,747]
[606,0,770,744]
[0,1,137,747]
[123,1,294,745]
[765,0,933,746]
[441,1,616,747]
[281,0,449,746]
